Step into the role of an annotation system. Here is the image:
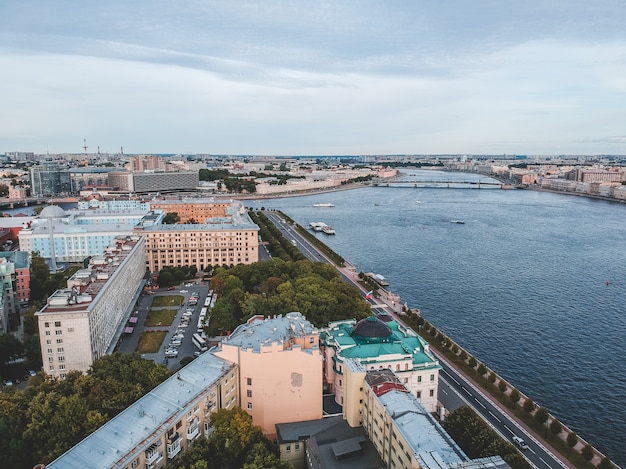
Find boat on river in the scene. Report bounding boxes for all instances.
[309,221,326,231]
[313,203,335,207]
[322,225,335,235]
[450,220,465,224]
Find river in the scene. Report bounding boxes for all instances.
[255,169,626,465]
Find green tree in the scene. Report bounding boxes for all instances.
[498,380,507,393]
[29,251,50,302]
[163,212,180,224]
[566,431,578,447]
[0,183,9,196]
[522,398,535,413]
[509,388,520,403]
[0,333,24,365]
[581,443,594,461]
[477,363,487,376]
[488,372,497,384]
[534,407,549,425]
[598,457,614,469]
[549,418,563,436]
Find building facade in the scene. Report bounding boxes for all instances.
[213,312,323,438]
[35,236,146,378]
[137,204,259,272]
[150,199,233,223]
[29,159,72,196]
[321,313,441,413]
[45,353,239,469]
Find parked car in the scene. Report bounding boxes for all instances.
[165,350,178,358]
[180,290,188,293]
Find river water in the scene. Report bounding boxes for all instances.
[256,170,626,465]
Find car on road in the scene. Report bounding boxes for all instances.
[185,283,194,287]
[2,379,14,386]
[512,436,528,450]
[180,290,188,293]
[165,349,178,358]
[167,286,176,290]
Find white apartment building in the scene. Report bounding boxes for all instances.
[36,236,146,378]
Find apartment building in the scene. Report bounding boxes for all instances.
[213,312,323,438]
[0,250,30,304]
[137,204,259,272]
[35,236,146,378]
[45,353,239,469]
[150,199,233,223]
[321,313,441,413]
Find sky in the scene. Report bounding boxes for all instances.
[1,1,626,156]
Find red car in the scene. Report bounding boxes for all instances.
[167,286,176,291]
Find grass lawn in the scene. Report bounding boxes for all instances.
[145,308,178,326]
[136,331,167,353]
[151,295,183,307]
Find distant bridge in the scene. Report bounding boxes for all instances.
[0,196,79,210]
[372,179,503,189]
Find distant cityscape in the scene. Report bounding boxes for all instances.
[0,151,621,469]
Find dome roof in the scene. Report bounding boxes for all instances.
[39,205,67,219]
[351,316,392,339]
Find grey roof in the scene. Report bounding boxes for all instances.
[46,353,235,469]
[220,312,317,354]
[377,388,467,467]
[0,250,29,269]
[276,415,344,443]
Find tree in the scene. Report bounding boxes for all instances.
[0,333,24,365]
[488,372,497,384]
[598,457,614,469]
[549,418,563,436]
[468,356,477,368]
[0,183,8,196]
[534,406,549,425]
[509,388,520,403]
[522,398,535,414]
[581,443,594,461]
[30,251,50,302]
[477,363,487,376]
[163,212,180,224]
[566,431,578,447]
[498,380,507,393]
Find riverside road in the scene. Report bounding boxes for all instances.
[264,210,572,469]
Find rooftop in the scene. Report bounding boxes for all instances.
[220,312,318,354]
[46,353,235,469]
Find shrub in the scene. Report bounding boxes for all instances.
[451,344,459,354]
[535,407,549,425]
[477,363,487,375]
[550,419,563,435]
[498,380,507,393]
[459,350,468,360]
[488,372,497,384]
[581,443,594,461]
[523,398,535,413]
[509,388,520,403]
[468,356,477,368]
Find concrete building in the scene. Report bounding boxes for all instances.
[321,313,441,413]
[45,352,239,469]
[29,158,72,197]
[150,198,234,223]
[0,250,30,304]
[0,257,18,334]
[108,170,199,194]
[129,155,167,172]
[18,205,160,265]
[137,203,259,272]
[213,312,323,438]
[69,167,118,192]
[35,235,146,378]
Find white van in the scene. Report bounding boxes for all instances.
[512,436,528,450]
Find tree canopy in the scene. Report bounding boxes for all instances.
[206,259,371,335]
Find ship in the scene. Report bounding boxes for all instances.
[313,203,335,208]
[309,222,326,232]
[322,225,336,235]
[450,220,465,224]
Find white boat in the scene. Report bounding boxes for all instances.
[450,220,465,224]
[309,222,326,231]
[313,203,335,207]
[322,225,335,235]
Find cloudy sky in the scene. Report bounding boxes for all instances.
[1,1,626,156]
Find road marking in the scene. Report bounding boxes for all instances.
[488,410,501,422]
[462,386,470,394]
[539,457,551,467]
[504,424,513,434]
[475,399,486,409]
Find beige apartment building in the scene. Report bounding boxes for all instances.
[150,199,233,223]
[45,353,239,469]
[35,236,146,378]
[213,312,323,438]
[136,202,259,272]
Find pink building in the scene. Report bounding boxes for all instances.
[213,312,323,437]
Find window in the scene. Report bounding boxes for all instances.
[430,374,435,381]
[417,375,421,382]
[54,321,61,327]
[295,443,300,451]
[56,338,63,344]
[47,348,52,354]
[46,339,51,345]
[286,444,291,453]
[247,402,253,410]
[58,356,65,362]
[246,390,252,398]
[44,322,49,328]
[57,347,64,353]
[59,364,66,370]
[45,331,50,336]
[55,330,62,335]
[416,391,421,399]
[246,377,252,386]
[430,389,434,397]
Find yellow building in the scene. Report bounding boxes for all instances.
[213,312,323,438]
[150,199,234,223]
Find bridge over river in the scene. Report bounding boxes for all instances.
[372,179,507,189]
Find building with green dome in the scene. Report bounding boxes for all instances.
[320,313,441,413]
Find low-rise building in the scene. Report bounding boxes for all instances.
[321,313,441,413]
[213,312,323,438]
[45,352,239,469]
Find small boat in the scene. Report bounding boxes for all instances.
[309,222,326,231]
[450,220,465,224]
[322,225,335,235]
[313,203,334,208]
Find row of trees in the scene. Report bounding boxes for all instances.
[206,258,371,336]
[156,265,198,287]
[0,353,171,468]
[401,311,614,468]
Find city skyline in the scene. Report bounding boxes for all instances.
[2,1,626,156]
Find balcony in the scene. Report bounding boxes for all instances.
[145,444,163,467]
[187,419,199,440]
[167,433,182,459]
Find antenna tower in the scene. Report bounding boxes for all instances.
[83,138,88,154]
